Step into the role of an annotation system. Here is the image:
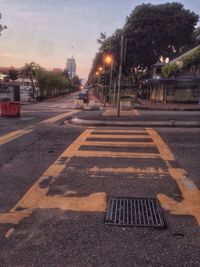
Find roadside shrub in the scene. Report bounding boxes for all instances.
[182,46,200,67]
[161,64,179,78]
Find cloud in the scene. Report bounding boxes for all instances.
[36,39,56,57]
[0,52,25,58]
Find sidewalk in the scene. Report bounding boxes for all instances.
[70,102,200,127]
[139,99,200,111]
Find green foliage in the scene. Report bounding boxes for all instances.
[97,32,107,46]
[120,95,133,100]
[124,3,199,70]
[88,29,122,84]
[35,68,71,98]
[161,64,179,78]
[182,46,200,67]
[0,12,7,35]
[21,62,38,98]
[8,69,18,81]
[192,27,200,46]
[21,62,81,100]
[88,2,199,84]
[71,75,81,88]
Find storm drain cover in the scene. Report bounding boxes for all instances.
[105,197,166,228]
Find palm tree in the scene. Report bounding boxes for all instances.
[21,62,37,99]
[97,32,107,45]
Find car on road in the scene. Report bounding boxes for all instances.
[75,92,88,103]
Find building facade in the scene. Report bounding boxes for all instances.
[144,45,200,103]
[66,57,76,78]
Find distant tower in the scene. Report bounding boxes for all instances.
[66,57,76,78]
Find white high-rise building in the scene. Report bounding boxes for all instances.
[66,57,76,78]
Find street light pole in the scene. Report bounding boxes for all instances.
[117,34,124,117]
[104,55,113,106]
[109,61,113,104]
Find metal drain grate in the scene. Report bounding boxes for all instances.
[105,197,166,228]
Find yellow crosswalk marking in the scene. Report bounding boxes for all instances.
[92,129,146,133]
[90,166,167,175]
[89,134,151,139]
[78,141,155,147]
[146,129,174,161]
[74,150,160,159]
[0,129,106,225]
[148,128,200,226]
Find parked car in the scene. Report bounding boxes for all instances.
[75,92,88,103]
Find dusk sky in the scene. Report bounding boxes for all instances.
[0,0,200,79]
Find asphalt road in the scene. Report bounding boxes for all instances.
[0,95,200,267]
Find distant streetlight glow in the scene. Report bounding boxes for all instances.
[165,57,169,63]
[105,55,112,64]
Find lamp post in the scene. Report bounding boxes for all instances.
[117,35,124,117]
[96,67,103,99]
[96,71,100,84]
[105,55,113,105]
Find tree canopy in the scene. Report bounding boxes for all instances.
[20,62,81,100]
[88,2,199,84]
[0,13,7,35]
[8,69,18,82]
[124,2,199,70]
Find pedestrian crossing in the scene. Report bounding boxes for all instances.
[66,128,163,162]
[1,127,200,230]
[79,128,200,226]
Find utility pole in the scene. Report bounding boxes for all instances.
[109,61,113,104]
[117,34,124,117]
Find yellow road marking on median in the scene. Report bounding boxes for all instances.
[148,128,200,226]
[0,128,106,226]
[0,110,79,146]
[39,110,79,124]
[90,166,167,175]
[73,150,160,159]
[0,126,35,145]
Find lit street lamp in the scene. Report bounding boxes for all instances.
[104,55,113,104]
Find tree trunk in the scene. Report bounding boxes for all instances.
[30,73,35,99]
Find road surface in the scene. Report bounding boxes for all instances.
[0,94,200,266]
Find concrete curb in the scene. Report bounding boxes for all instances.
[136,107,200,111]
[70,117,200,128]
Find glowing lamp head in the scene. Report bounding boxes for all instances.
[105,56,112,64]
